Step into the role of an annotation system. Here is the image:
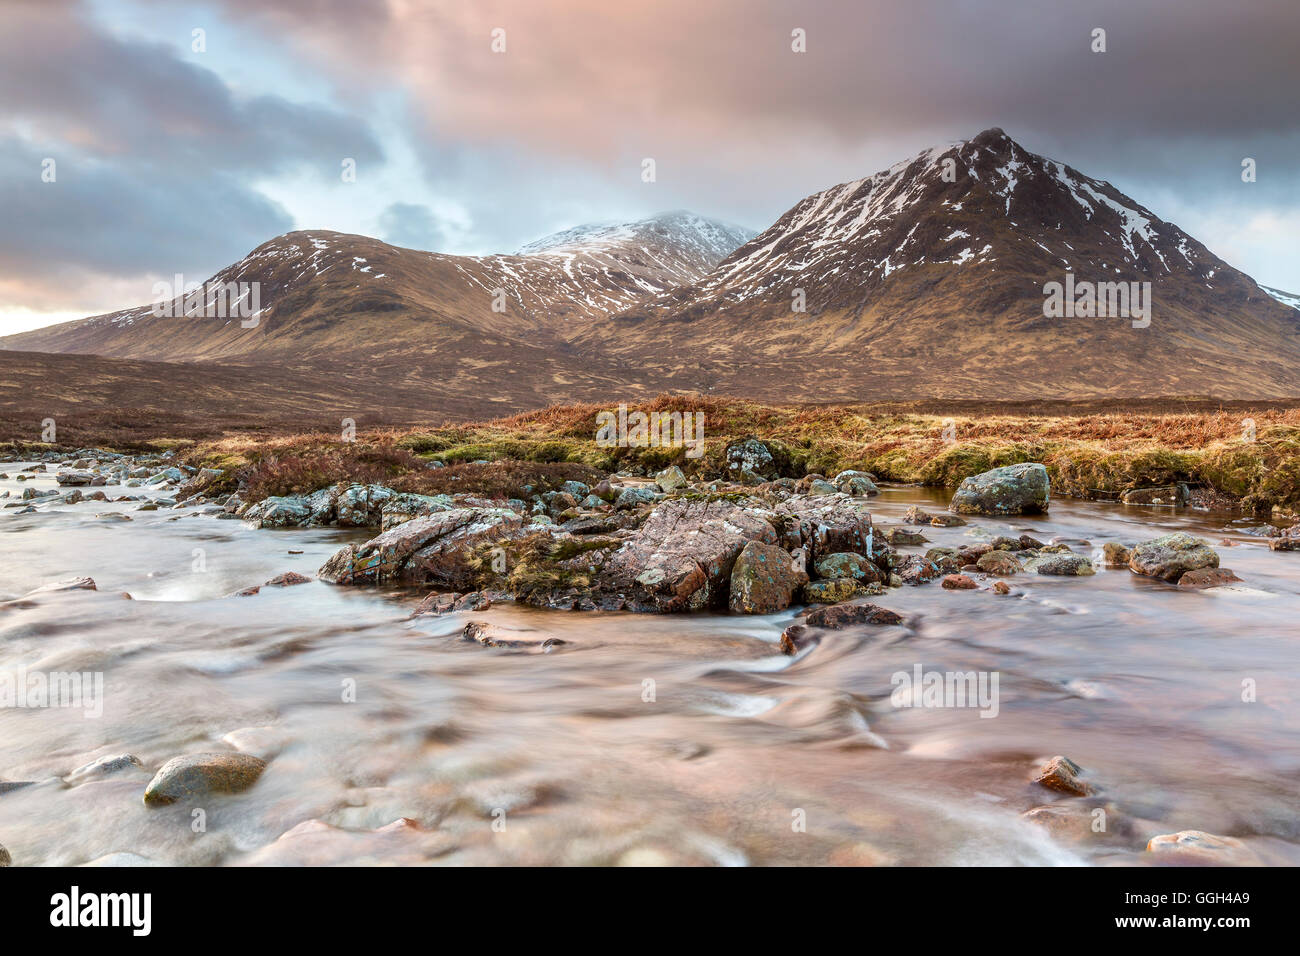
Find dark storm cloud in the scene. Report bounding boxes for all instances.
[0,0,383,312]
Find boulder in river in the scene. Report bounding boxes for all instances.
[804,602,904,628]
[142,752,268,806]
[1121,483,1189,506]
[1128,532,1219,583]
[265,571,312,587]
[1102,542,1132,566]
[1032,755,1091,796]
[1034,554,1095,576]
[832,470,879,497]
[729,541,808,614]
[813,551,883,584]
[596,499,777,612]
[948,463,1050,515]
[319,507,526,587]
[941,573,979,590]
[1145,829,1255,864]
[1177,567,1243,589]
[976,551,1022,576]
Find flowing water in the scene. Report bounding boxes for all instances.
[2,464,1298,866]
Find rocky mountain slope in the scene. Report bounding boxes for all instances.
[4,131,1298,410]
[593,128,1300,399]
[1,213,755,366]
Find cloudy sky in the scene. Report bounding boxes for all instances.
[2,0,1297,333]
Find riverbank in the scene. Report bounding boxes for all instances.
[9,396,1294,516]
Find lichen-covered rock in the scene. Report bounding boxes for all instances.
[897,554,945,586]
[804,602,904,628]
[729,541,807,614]
[143,752,267,806]
[949,463,1050,515]
[1102,542,1132,566]
[380,492,454,530]
[614,486,660,510]
[832,470,879,496]
[335,483,397,527]
[654,466,687,493]
[885,526,927,546]
[1034,554,1095,576]
[245,495,313,528]
[725,438,775,481]
[1129,532,1219,582]
[802,578,865,604]
[596,499,778,612]
[319,508,527,587]
[813,551,883,584]
[265,571,312,587]
[773,494,883,567]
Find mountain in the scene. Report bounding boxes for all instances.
[0,213,755,365]
[4,131,1299,415]
[590,128,1300,399]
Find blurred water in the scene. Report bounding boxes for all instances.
[1,465,1297,866]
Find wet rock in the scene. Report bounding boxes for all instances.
[265,571,312,587]
[885,527,927,547]
[30,576,97,593]
[813,551,883,584]
[654,465,687,493]
[990,580,1011,594]
[1145,829,1254,864]
[319,508,526,587]
[775,495,882,566]
[949,463,1050,515]
[941,573,979,590]
[729,541,807,614]
[142,752,268,806]
[0,843,10,866]
[957,543,993,564]
[231,586,261,597]
[1034,554,1095,576]
[1177,567,1243,589]
[67,753,145,783]
[804,602,904,628]
[802,578,865,605]
[1129,532,1219,583]
[245,495,313,528]
[1032,755,1091,796]
[1102,542,1132,566]
[897,554,944,586]
[977,554,1024,574]
[220,726,288,760]
[832,470,879,496]
[929,514,966,527]
[462,621,567,652]
[56,471,95,486]
[779,623,815,655]
[1121,483,1189,506]
[596,499,777,612]
[1267,536,1300,552]
[1018,534,1046,549]
[902,506,936,525]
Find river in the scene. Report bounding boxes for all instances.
[2,464,1297,865]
